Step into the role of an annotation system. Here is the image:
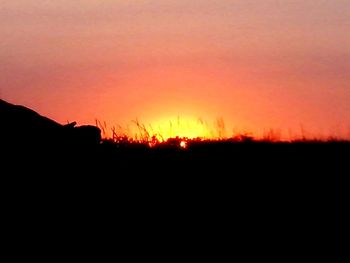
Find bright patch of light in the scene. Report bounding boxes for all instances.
[149,116,212,140]
[180,140,187,148]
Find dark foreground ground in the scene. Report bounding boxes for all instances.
[2,99,348,250]
[3,138,349,235]
[4,137,349,175]
[1,98,347,173]
[1,98,349,199]
[3,139,348,258]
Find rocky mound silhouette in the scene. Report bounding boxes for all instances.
[0,99,101,151]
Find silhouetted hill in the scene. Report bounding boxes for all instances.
[0,99,101,152]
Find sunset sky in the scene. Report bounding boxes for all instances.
[1,0,349,139]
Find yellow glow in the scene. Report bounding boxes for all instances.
[148,116,212,140]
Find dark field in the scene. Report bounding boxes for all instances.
[4,136,350,175]
[1,98,349,176]
[2,99,348,228]
[3,136,349,222]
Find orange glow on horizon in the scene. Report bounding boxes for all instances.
[147,116,212,140]
[111,115,233,141]
[2,1,349,141]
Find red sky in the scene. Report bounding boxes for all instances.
[1,0,350,139]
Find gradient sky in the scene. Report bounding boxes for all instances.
[1,0,349,138]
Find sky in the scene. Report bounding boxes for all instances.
[1,0,350,139]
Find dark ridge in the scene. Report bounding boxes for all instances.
[0,99,101,153]
[1,99,348,227]
[1,99,349,176]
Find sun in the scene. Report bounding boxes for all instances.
[149,116,212,140]
[180,140,187,148]
[123,114,230,141]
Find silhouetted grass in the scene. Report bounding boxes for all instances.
[2,98,349,176]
